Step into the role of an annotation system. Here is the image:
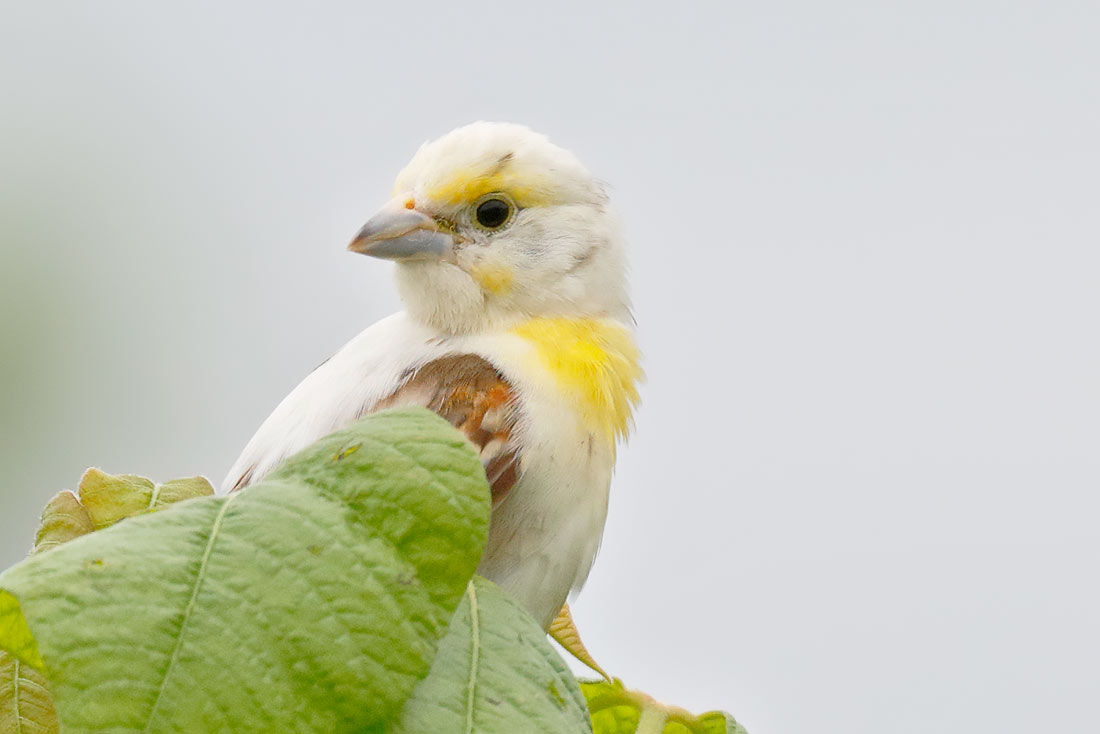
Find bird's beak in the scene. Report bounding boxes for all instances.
[347,196,455,262]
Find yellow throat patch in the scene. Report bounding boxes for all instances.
[510,317,643,442]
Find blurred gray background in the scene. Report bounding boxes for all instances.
[2,2,1097,732]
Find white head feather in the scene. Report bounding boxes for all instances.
[376,122,630,334]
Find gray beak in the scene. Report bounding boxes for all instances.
[347,197,456,261]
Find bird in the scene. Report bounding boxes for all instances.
[223,122,641,630]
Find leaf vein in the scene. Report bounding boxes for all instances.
[145,481,162,510]
[12,659,22,734]
[464,582,480,734]
[141,494,238,732]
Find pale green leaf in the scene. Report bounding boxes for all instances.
[0,653,57,734]
[581,678,747,734]
[0,594,42,671]
[75,469,156,528]
[32,491,94,555]
[390,576,592,734]
[6,470,215,734]
[74,470,215,529]
[0,408,491,734]
[148,476,214,508]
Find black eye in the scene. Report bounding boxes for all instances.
[475,197,513,230]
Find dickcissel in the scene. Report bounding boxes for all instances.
[224,122,641,630]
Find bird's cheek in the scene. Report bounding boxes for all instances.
[467,261,515,296]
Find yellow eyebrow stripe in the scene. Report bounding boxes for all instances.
[421,166,555,208]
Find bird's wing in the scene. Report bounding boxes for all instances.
[223,312,521,505]
[371,353,520,506]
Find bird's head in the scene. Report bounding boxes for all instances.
[349,122,629,334]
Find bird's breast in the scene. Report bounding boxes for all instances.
[507,317,642,444]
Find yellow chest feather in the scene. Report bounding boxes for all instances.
[510,317,643,442]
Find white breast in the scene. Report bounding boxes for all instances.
[463,329,617,628]
[224,311,617,628]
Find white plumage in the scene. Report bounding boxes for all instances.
[224,123,640,629]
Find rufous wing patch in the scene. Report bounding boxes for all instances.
[372,354,522,507]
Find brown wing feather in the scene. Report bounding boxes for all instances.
[371,354,521,506]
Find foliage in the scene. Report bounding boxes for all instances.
[582,679,747,734]
[0,408,743,733]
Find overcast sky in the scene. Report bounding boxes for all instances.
[1,3,1097,732]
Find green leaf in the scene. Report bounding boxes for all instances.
[4,472,216,734]
[0,408,491,734]
[0,593,42,671]
[148,476,215,508]
[581,678,747,734]
[389,577,592,734]
[31,475,214,559]
[75,470,215,529]
[0,653,57,734]
[32,491,95,555]
[74,469,157,528]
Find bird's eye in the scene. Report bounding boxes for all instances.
[474,196,514,231]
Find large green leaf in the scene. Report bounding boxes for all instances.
[0,408,490,734]
[581,678,747,734]
[0,468,216,734]
[389,576,592,734]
